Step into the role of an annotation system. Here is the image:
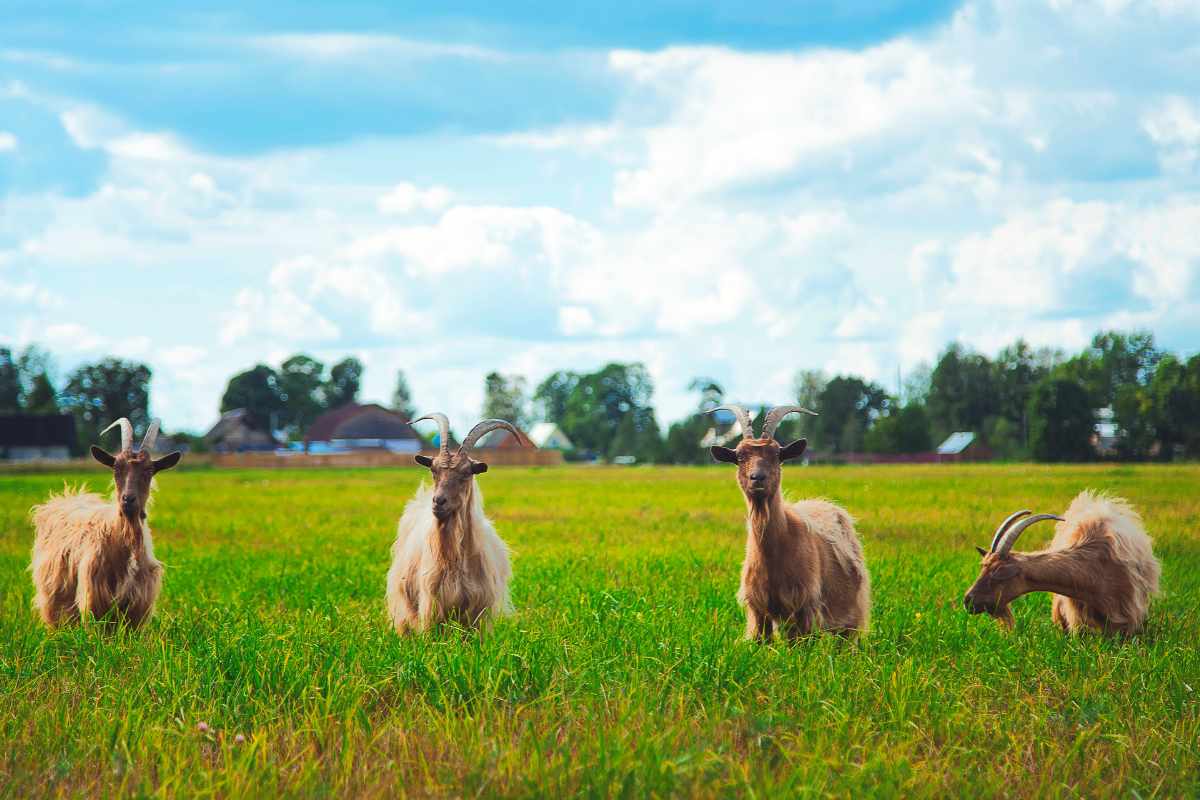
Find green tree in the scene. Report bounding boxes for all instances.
[864,404,932,454]
[1028,377,1094,462]
[540,363,658,458]
[60,359,153,453]
[221,365,284,432]
[23,372,59,414]
[278,354,326,435]
[533,370,580,424]
[0,348,19,413]
[1146,354,1200,459]
[482,372,529,427]
[927,344,1000,441]
[391,370,416,420]
[815,376,889,453]
[664,377,725,464]
[324,357,363,409]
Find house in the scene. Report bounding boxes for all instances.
[476,424,535,450]
[935,431,993,462]
[205,409,278,453]
[0,414,75,461]
[304,403,421,453]
[1092,407,1121,457]
[528,422,573,451]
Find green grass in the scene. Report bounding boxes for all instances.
[1,464,1198,798]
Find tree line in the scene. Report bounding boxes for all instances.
[2,328,1197,461]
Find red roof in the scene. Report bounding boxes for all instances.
[304,403,419,443]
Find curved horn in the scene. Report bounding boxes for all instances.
[411,412,451,454]
[995,514,1064,556]
[761,405,819,441]
[100,418,134,453]
[459,419,529,454]
[709,404,755,440]
[988,509,1031,553]
[140,418,161,453]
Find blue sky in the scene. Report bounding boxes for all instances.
[2,0,1199,433]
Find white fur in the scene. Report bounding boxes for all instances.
[385,481,512,633]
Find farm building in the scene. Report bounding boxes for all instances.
[304,403,422,453]
[528,422,573,450]
[205,409,278,453]
[475,423,535,450]
[935,431,993,462]
[0,414,75,460]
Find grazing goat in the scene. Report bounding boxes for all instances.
[30,419,182,628]
[964,491,1160,634]
[710,404,871,641]
[386,414,529,634]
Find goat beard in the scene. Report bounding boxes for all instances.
[990,604,1015,629]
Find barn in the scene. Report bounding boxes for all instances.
[304,403,422,453]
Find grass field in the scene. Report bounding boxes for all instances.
[1,463,1198,797]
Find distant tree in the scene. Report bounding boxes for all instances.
[60,358,153,453]
[23,372,59,415]
[482,372,530,427]
[541,363,657,458]
[816,376,889,453]
[1028,377,1094,462]
[664,377,726,464]
[901,362,932,406]
[278,354,326,435]
[324,357,363,409]
[608,406,664,463]
[864,404,932,454]
[927,343,1000,441]
[533,370,580,424]
[391,369,416,420]
[1146,353,1200,459]
[220,364,284,432]
[0,348,19,413]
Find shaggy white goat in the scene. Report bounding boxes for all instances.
[386,414,528,633]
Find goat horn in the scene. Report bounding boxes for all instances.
[987,509,1031,553]
[411,413,451,454]
[458,419,530,454]
[100,418,134,453]
[140,418,161,453]
[995,514,1064,556]
[709,404,755,440]
[761,405,819,441]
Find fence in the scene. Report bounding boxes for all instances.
[210,449,563,469]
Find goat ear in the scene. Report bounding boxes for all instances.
[414,454,434,468]
[975,545,988,557]
[91,446,116,468]
[779,438,808,462]
[710,446,737,464]
[152,451,182,473]
[471,461,488,475]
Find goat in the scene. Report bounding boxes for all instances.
[710,404,871,641]
[30,419,182,628]
[963,491,1160,634]
[386,414,529,634]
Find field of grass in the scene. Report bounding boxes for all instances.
[1,463,1198,797]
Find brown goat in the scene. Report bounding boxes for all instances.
[710,404,870,641]
[964,491,1160,634]
[386,414,529,634]
[30,419,181,628]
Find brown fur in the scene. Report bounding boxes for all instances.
[30,444,179,628]
[714,437,870,641]
[964,491,1160,635]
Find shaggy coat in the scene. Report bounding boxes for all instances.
[711,402,870,642]
[386,481,512,633]
[738,490,871,640]
[964,491,1160,635]
[31,485,164,627]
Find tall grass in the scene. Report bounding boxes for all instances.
[1,464,1197,797]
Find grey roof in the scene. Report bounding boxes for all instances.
[936,431,976,454]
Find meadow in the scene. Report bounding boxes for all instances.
[1,463,1197,798]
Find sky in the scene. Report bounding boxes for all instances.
[2,0,1199,434]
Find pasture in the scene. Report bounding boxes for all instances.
[1,463,1197,797]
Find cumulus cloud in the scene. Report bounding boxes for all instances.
[0,131,16,151]
[377,182,454,215]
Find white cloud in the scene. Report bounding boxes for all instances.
[246,33,504,63]
[377,182,454,215]
[1143,96,1200,173]
[0,131,16,152]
